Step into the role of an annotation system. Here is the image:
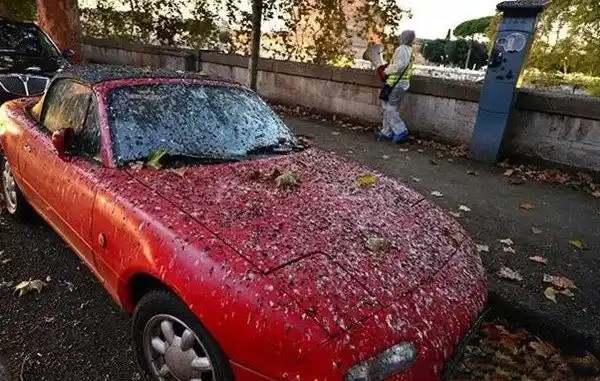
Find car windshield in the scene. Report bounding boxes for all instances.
[0,22,60,57]
[107,83,297,165]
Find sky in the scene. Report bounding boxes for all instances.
[397,0,500,39]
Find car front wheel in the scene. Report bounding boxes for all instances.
[1,158,32,220]
[132,290,234,381]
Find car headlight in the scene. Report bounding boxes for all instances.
[345,342,417,381]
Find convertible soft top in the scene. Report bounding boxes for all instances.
[55,64,228,85]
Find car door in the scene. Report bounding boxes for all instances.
[18,78,103,268]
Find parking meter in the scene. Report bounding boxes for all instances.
[469,0,548,162]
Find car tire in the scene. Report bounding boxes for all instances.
[1,157,33,220]
[132,290,234,381]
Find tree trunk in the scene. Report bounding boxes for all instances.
[465,40,473,69]
[36,0,82,62]
[247,0,263,91]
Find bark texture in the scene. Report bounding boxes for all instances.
[36,0,81,62]
[247,0,262,91]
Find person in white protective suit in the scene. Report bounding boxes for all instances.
[376,30,416,143]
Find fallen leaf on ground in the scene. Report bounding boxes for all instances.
[399,148,409,153]
[476,244,490,253]
[331,131,340,136]
[531,226,543,234]
[356,174,378,188]
[567,354,600,375]
[382,155,390,160]
[529,256,548,264]
[417,149,424,153]
[430,191,443,198]
[429,159,439,166]
[466,170,479,176]
[499,238,514,246]
[458,205,471,212]
[411,177,421,182]
[14,279,48,297]
[569,239,586,250]
[504,169,515,177]
[276,171,299,190]
[449,211,461,218]
[544,287,558,303]
[503,246,516,254]
[543,274,576,290]
[497,267,523,282]
[592,191,600,198]
[508,177,526,185]
[529,340,558,359]
[520,203,535,211]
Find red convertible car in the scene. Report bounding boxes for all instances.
[0,65,487,381]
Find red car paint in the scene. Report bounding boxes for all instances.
[0,76,487,381]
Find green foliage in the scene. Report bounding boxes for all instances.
[522,69,600,96]
[422,38,488,69]
[0,0,36,21]
[528,0,600,77]
[80,0,219,48]
[454,16,493,39]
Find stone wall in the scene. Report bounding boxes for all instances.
[81,39,600,171]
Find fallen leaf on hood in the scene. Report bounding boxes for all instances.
[146,148,167,170]
[529,340,558,359]
[543,274,576,290]
[520,203,535,211]
[497,267,523,282]
[276,171,299,190]
[449,211,462,218]
[356,174,378,188]
[430,191,443,198]
[529,256,548,264]
[503,246,516,254]
[364,237,390,255]
[168,167,188,177]
[569,239,586,250]
[531,226,543,234]
[499,238,514,246]
[458,205,471,212]
[476,244,490,253]
[128,161,144,171]
[14,279,48,297]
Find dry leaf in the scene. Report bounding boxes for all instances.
[520,203,535,211]
[503,246,516,254]
[365,237,390,255]
[449,211,462,218]
[499,238,514,246]
[543,274,576,290]
[168,167,188,177]
[504,169,515,177]
[399,148,409,153]
[411,177,421,182]
[529,256,548,264]
[275,171,299,190]
[529,340,558,359]
[14,279,48,297]
[531,226,543,234]
[476,244,490,253]
[569,239,585,250]
[356,174,378,188]
[430,191,444,198]
[591,191,600,198]
[382,155,390,160]
[466,170,479,176]
[458,205,471,212]
[497,267,523,282]
[544,287,558,303]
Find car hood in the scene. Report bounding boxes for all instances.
[0,54,62,75]
[129,148,472,334]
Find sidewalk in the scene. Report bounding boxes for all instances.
[285,116,600,356]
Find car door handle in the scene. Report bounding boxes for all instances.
[24,144,32,153]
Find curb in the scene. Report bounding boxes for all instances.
[488,290,600,358]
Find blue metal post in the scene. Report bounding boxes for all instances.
[469,0,548,162]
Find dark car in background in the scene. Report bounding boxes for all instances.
[0,18,69,104]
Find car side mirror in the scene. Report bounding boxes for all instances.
[52,128,74,155]
[61,48,75,60]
